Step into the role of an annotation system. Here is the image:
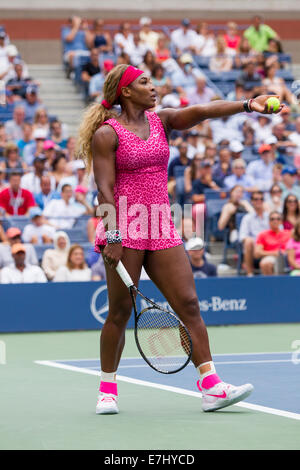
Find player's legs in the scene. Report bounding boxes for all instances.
[100,247,145,372]
[143,244,212,367]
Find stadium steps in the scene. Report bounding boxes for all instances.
[28,64,85,137]
[206,241,239,277]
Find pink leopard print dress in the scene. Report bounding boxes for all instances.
[94,111,183,252]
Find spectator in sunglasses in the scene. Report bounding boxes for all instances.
[254,211,291,275]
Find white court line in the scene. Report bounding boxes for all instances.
[34,359,300,422]
[52,351,293,363]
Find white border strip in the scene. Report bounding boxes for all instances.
[35,359,300,422]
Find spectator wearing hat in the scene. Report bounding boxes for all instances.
[246,144,275,191]
[229,140,245,161]
[254,211,290,275]
[59,159,88,192]
[0,243,47,284]
[171,53,202,95]
[239,190,269,275]
[5,105,26,141]
[23,86,42,123]
[0,226,38,268]
[34,174,61,210]
[139,17,159,50]
[43,183,92,229]
[170,18,197,55]
[89,59,115,100]
[22,207,56,245]
[21,154,56,194]
[41,230,70,280]
[224,158,257,199]
[186,130,205,160]
[185,237,217,278]
[280,167,300,201]
[187,76,216,106]
[23,128,48,166]
[192,159,220,203]
[0,142,27,182]
[0,172,35,216]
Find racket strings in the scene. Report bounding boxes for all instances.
[136,306,192,373]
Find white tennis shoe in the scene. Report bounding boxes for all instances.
[96,393,119,415]
[197,380,254,412]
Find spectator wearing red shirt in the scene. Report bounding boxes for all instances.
[254,211,291,275]
[0,172,35,216]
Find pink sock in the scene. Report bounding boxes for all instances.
[197,361,222,390]
[99,381,118,396]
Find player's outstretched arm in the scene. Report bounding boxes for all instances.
[159,95,284,132]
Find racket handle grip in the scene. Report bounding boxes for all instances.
[116,261,134,288]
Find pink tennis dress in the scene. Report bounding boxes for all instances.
[94,111,183,252]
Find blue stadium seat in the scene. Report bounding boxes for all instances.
[204,198,228,241]
[63,228,88,244]
[9,217,30,233]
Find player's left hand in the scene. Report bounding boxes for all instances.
[250,94,284,114]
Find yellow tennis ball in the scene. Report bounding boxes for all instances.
[266,97,280,112]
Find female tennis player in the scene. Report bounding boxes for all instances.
[77,64,283,414]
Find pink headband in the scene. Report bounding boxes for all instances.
[101,66,144,110]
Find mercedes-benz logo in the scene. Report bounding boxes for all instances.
[90,284,109,324]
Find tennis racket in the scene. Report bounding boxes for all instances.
[116,261,193,374]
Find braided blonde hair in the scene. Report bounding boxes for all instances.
[76,64,129,171]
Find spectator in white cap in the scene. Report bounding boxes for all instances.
[0,243,47,284]
[22,206,56,245]
[23,127,47,166]
[139,17,159,50]
[185,237,217,278]
[224,158,257,198]
[229,140,244,160]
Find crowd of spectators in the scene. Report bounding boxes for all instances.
[1,15,300,284]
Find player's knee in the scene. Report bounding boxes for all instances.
[180,295,200,320]
[108,300,132,326]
